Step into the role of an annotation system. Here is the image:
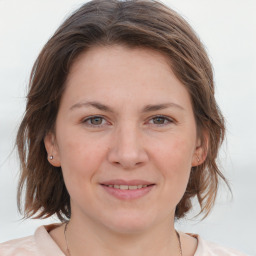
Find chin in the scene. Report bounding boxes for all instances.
[102,211,157,235]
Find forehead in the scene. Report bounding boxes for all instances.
[62,45,192,111]
[67,45,173,83]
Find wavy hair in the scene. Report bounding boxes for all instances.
[16,0,229,221]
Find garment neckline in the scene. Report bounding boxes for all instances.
[38,223,202,255]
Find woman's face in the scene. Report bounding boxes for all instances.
[46,45,203,234]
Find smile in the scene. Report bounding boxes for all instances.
[100,182,155,200]
[103,184,150,190]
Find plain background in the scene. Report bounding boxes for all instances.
[0,0,255,255]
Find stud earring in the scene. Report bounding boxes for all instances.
[49,155,53,160]
[196,155,200,163]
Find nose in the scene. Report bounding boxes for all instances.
[107,124,149,170]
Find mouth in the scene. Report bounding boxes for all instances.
[100,180,155,200]
[101,184,153,190]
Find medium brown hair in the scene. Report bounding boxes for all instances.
[17,0,229,221]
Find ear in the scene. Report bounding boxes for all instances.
[191,130,209,167]
[44,132,61,167]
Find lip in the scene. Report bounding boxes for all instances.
[100,179,155,200]
[100,179,154,186]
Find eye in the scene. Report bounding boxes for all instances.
[82,116,108,128]
[148,115,174,126]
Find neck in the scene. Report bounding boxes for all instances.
[64,215,181,256]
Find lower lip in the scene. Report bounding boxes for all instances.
[101,185,155,200]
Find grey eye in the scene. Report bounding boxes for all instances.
[90,117,103,125]
[152,117,167,124]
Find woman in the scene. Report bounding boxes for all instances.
[0,0,247,255]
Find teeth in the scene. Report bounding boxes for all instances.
[106,184,149,190]
[120,185,129,190]
[128,185,138,190]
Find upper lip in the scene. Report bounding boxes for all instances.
[100,179,155,186]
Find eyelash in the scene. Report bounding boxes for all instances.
[81,115,175,128]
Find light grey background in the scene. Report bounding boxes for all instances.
[0,0,255,255]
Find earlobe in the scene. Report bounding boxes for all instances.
[44,133,61,167]
[192,151,205,167]
[192,131,209,167]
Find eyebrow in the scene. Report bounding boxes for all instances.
[70,101,184,112]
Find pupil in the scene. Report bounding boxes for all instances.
[91,117,102,125]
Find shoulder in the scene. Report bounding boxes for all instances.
[0,235,38,256]
[187,233,249,256]
[0,223,64,256]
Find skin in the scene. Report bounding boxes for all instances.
[45,45,207,256]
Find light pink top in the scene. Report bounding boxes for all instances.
[0,223,248,255]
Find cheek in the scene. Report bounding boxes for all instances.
[155,136,194,168]
[152,135,195,190]
[57,135,107,207]
[56,128,105,184]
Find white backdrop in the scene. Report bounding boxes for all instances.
[0,0,255,255]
